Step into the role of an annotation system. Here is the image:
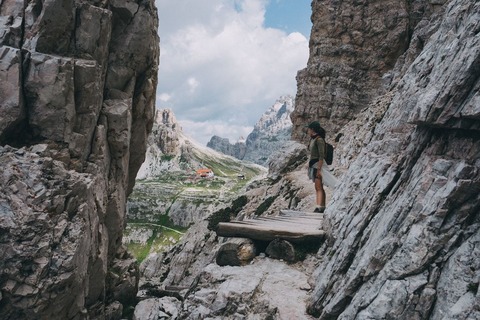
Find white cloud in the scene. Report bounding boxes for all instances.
[179,119,254,147]
[155,0,309,145]
[187,77,199,94]
[158,93,171,102]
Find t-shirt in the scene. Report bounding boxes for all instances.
[309,136,325,162]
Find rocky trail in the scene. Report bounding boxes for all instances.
[133,151,334,319]
[136,240,323,319]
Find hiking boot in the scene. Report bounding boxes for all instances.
[313,207,325,213]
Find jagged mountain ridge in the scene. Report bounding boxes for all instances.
[207,95,294,165]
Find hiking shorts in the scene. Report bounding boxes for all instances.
[308,166,318,182]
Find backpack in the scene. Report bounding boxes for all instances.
[325,142,334,165]
[315,136,334,165]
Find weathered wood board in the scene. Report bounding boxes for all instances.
[216,211,326,243]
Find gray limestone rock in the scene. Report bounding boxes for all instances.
[24,53,76,142]
[180,259,315,319]
[0,47,24,138]
[207,135,247,160]
[290,0,445,142]
[304,1,480,319]
[133,297,181,320]
[0,0,159,317]
[208,95,295,166]
[0,147,103,319]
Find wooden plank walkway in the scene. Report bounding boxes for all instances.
[216,210,327,243]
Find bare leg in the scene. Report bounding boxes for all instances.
[315,177,326,207]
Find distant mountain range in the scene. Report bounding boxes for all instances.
[207,95,294,165]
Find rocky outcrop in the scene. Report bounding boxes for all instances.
[305,0,480,318]
[291,0,447,141]
[138,256,317,320]
[206,135,247,160]
[243,95,295,165]
[136,109,183,179]
[267,140,308,181]
[178,258,316,319]
[0,0,159,318]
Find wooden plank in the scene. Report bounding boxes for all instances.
[215,209,330,243]
[240,217,324,228]
[164,285,189,291]
[216,222,326,243]
[254,216,324,224]
[279,210,325,218]
[221,222,320,232]
[232,224,321,233]
[254,216,323,223]
[252,215,322,221]
[232,219,319,230]
[231,220,319,233]
[249,218,323,229]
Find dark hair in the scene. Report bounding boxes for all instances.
[316,126,326,139]
[307,121,326,139]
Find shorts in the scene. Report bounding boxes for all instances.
[308,166,318,182]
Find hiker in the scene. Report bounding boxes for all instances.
[306,121,336,213]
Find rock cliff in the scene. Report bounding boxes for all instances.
[135,109,183,178]
[0,0,159,318]
[206,135,247,161]
[291,0,447,140]
[305,0,480,318]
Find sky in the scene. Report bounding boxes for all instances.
[155,0,312,145]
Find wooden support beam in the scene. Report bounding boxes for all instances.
[216,221,326,243]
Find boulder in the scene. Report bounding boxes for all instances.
[133,297,181,320]
[180,259,313,319]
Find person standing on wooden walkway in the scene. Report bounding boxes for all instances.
[305,121,337,213]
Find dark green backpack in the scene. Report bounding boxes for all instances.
[315,136,334,165]
[325,142,334,165]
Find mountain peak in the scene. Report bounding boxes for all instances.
[252,95,294,134]
[207,95,295,165]
[154,108,178,127]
